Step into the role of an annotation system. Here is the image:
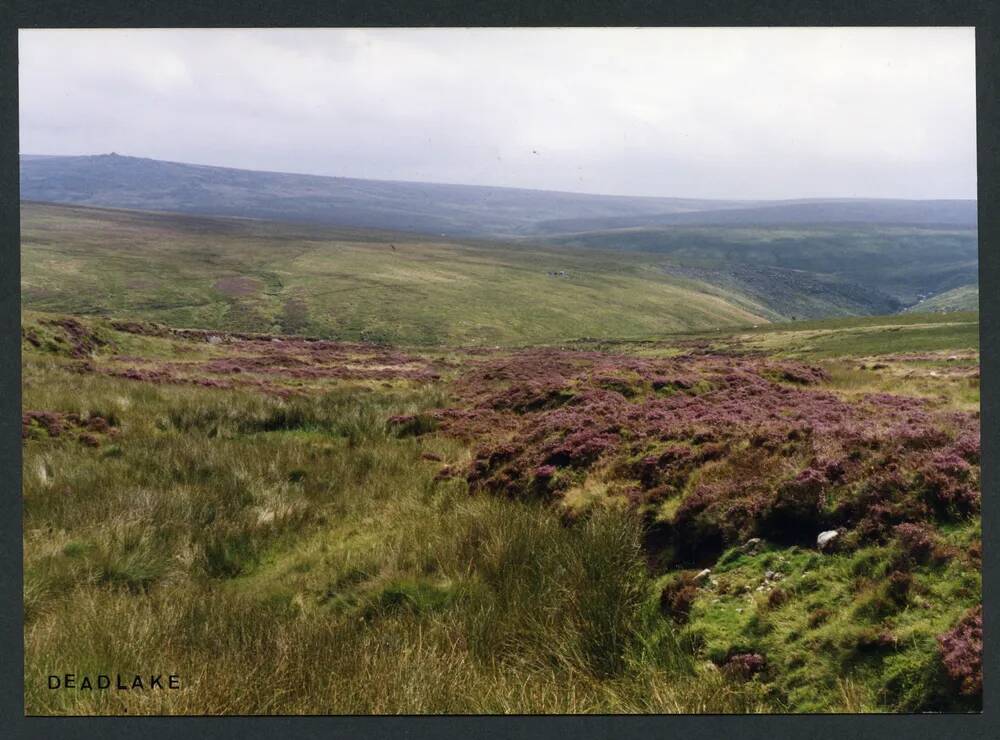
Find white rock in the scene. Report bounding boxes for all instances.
[817,530,839,550]
[694,568,711,583]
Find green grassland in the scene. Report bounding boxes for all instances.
[21,311,980,714]
[579,311,979,364]
[904,284,979,314]
[21,203,771,346]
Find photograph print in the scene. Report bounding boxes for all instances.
[19,27,982,714]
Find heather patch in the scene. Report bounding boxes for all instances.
[213,276,263,297]
[23,317,112,358]
[427,348,979,564]
[22,410,119,447]
[52,320,449,396]
[937,605,983,699]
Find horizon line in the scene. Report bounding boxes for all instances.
[19,151,979,204]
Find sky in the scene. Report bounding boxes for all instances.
[19,27,977,200]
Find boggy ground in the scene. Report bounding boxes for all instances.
[22,311,981,714]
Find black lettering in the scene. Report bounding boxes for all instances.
[168,675,180,689]
[116,674,128,690]
[98,675,110,689]
[48,676,60,689]
[64,674,75,689]
[149,675,162,689]
[81,676,92,690]
[132,675,144,690]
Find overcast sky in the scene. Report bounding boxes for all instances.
[19,27,977,200]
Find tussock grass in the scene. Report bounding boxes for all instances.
[23,361,772,715]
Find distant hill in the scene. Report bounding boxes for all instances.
[19,153,978,237]
[533,199,978,233]
[19,153,746,237]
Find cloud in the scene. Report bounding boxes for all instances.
[18,27,977,199]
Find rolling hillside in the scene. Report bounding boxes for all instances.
[19,154,979,328]
[537,225,979,317]
[20,203,771,345]
[903,284,980,313]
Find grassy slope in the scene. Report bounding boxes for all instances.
[579,311,979,363]
[705,312,980,361]
[21,311,980,714]
[536,225,979,317]
[904,285,980,314]
[22,203,770,346]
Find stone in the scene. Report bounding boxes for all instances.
[694,568,711,583]
[817,530,840,550]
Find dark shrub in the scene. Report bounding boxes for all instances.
[894,522,945,565]
[952,432,980,464]
[855,627,896,653]
[659,575,699,624]
[886,570,912,606]
[388,413,438,437]
[762,468,826,542]
[937,606,983,698]
[722,652,766,679]
[918,452,979,517]
[808,607,832,628]
[78,433,100,448]
[767,587,789,609]
[774,363,829,385]
[534,464,556,479]
[543,430,618,469]
[968,540,981,563]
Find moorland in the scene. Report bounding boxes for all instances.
[20,155,982,714]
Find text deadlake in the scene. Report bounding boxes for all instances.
[48,674,181,690]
